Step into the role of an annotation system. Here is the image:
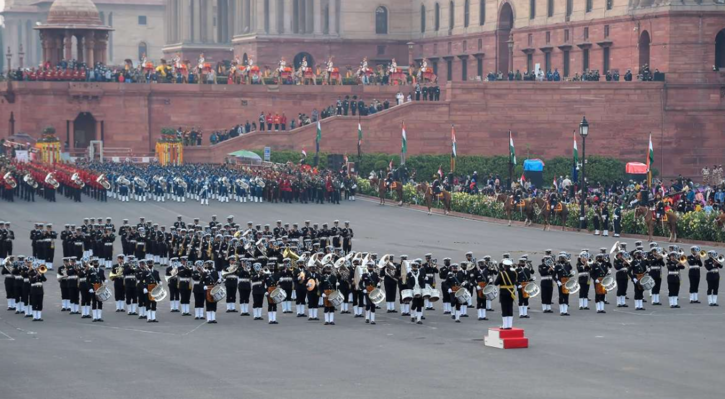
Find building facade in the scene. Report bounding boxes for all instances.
[1,0,166,69]
[163,0,725,84]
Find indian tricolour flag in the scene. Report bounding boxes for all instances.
[450,124,457,172]
[509,131,516,165]
[401,122,408,165]
[572,132,579,182]
[646,133,654,186]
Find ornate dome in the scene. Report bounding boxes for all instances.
[46,0,102,26]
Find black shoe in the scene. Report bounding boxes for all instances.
[653,302,661,306]
[241,313,250,316]
[139,316,147,319]
[313,317,320,321]
[643,299,648,303]
[673,305,681,308]
[713,303,719,307]
[365,319,370,324]
[98,319,105,322]
[617,305,623,308]
[324,322,329,325]
[584,307,590,310]
[25,314,32,318]
[37,318,43,321]
[444,311,451,315]
[563,313,571,316]
[622,304,629,307]
[226,310,232,313]
[455,320,461,323]
[486,308,494,312]
[15,311,22,314]
[421,316,426,320]
[416,321,423,325]
[451,315,455,320]
[461,314,469,318]
[183,313,191,316]
[387,310,395,313]
[604,301,610,305]
[209,320,217,324]
[370,321,376,325]
[694,300,701,304]
[354,314,363,318]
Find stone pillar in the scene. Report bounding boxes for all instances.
[76,34,84,63]
[243,0,251,33]
[329,0,337,36]
[85,33,95,66]
[283,0,293,34]
[306,0,313,33]
[180,0,191,41]
[55,36,63,65]
[255,0,265,33]
[64,31,73,61]
[269,0,278,34]
[313,0,322,35]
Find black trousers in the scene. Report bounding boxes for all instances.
[541,280,553,305]
[225,280,237,302]
[579,279,590,299]
[205,298,217,311]
[500,291,514,317]
[517,287,529,306]
[148,300,157,311]
[4,278,14,299]
[384,279,397,301]
[668,276,680,297]
[113,281,124,301]
[557,285,569,305]
[252,293,264,308]
[352,290,364,307]
[125,282,137,304]
[634,283,645,300]
[80,284,91,306]
[137,287,148,308]
[193,290,205,309]
[411,297,423,312]
[616,275,629,296]
[238,288,250,304]
[180,284,191,304]
[169,284,180,301]
[449,292,461,311]
[68,282,79,305]
[339,284,350,304]
[706,277,719,295]
[295,286,307,305]
[364,294,375,311]
[652,277,662,295]
[268,300,278,312]
[14,281,23,303]
[689,271,700,293]
[31,288,43,311]
[92,295,103,310]
[307,291,319,309]
[441,282,450,304]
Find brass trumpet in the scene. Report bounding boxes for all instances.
[699,250,708,260]
[678,255,688,265]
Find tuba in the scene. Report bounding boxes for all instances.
[222,264,239,278]
[134,177,148,190]
[96,174,111,190]
[71,173,85,189]
[23,173,38,189]
[3,172,17,189]
[283,247,300,262]
[116,176,131,186]
[45,173,60,189]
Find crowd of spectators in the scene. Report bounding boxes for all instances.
[482,64,662,83]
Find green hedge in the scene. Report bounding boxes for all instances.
[259,151,656,186]
[356,177,725,243]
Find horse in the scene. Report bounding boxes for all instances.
[716,209,725,230]
[532,198,569,231]
[635,206,679,242]
[502,196,535,226]
[369,176,386,205]
[415,182,451,215]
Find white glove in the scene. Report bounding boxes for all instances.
[203,286,208,291]
[143,288,148,294]
[614,215,619,220]
[557,281,562,287]
[595,279,600,284]
[217,278,222,284]
[517,285,522,289]
[89,289,94,293]
[322,294,327,298]
[531,276,537,281]
[264,292,269,297]
[633,278,638,284]
[104,280,109,284]
[476,286,482,291]
[447,289,452,294]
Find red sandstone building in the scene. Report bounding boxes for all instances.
[1,0,725,178]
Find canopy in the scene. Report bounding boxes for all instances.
[626,162,648,174]
[228,150,262,160]
[523,159,545,172]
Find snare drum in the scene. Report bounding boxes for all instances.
[210,285,226,302]
[564,278,580,295]
[523,282,541,298]
[455,288,472,304]
[401,289,413,304]
[422,286,432,299]
[412,287,423,298]
[328,290,344,307]
[602,276,617,292]
[482,285,499,300]
[369,288,386,306]
[269,287,287,304]
[639,276,655,291]
[429,288,441,302]
[95,284,112,302]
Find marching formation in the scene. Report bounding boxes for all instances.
[2,214,722,329]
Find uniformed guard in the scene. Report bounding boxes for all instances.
[29,263,47,321]
[687,246,703,303]
[407,260,427,324]
[554,252,573,316]
[631,251,648,310]
[591,254,609,314]
[577,250,591,310]
[237,258,252,316]
[439,257,452,315]
[166,258,181,312]
[320,264,338,325]
[704,251,722,306]
[647,243,664,305]
[538,251,555,313]
[666,252,685,308]
[516,258,532,318]
[495,259,517,330]
[88,259,106,322]
[614,250,630,307]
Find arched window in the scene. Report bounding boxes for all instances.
[449,1,455,30]
[375,6,388,34]
[138,42,147,61]
[479,0,485,25]
[639,31,650,69]
[716,29,725,70]
[435,3,440,31]
[464,0,470,28]
[421,5,426,32]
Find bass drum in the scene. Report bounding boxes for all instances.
[639,276,655,291]
[400,289,413,304]
[482,285,499,300]
[455,288,472,304]
[328,290,345,307]
[210,285,227,303]
[601,276,617,292]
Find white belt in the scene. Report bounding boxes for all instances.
[617,269,629,273]
[105,243,113,246]
[78,278,87,282]
[74,242,83,245]
[32,283,43,287]
[239,279,250,283]
[23,279,30,282]
[650,267,661,270]
[67,276,78,279]
[689,266,700,269]
[125,276,136,280]
[226,276,238,280]
[540,276,552,280]
[251,282,262,286]
[279,277,292,282]
[578,272,589,277]
[15,276,23,280]
[179,278,190,281]
[668,272,679,275]
[709,270,720,273]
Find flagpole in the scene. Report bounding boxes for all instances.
[357,114,362,163]
[508,131,513,191]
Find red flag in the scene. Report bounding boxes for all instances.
[389,159,393,171]
[521,173,526,183]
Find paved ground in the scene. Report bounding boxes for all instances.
[1,196,723,399]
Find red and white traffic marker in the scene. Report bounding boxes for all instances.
[484,327,529,349]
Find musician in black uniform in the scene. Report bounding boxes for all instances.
[165,258,180,312]
[263,266,279,324]
[666,252,685,308]
[342,221,353,254]
[439,257,452,314]
[614,251,630,307]
[122,259,138,315]
[30,223,41,259]
[111,255,125,312]
[574,250,590,310]
[554,253,573,316]
[101,228,115,269]
[66,257,80,314]
[119,220,130,255]
[3,256,16,310]
[60,224,71,258]
[446,263,469,323]
[78,260,93,319]
[251,263,265,320]
[647,244,664,305]
[176,258,192,316]
[397,255,410,316]
[406,261,427,324]
[320,264,338,325]
[516,258,532,318]
[12,257,25,315]
[306,264,321,321]
[538,252,555,313]
[360,261,380,325]
[704,251,722,306]
[382,255,398,313]
[687,246,703,303]
[202,261,219,323]
[135,260,149,319]
[29,264,46,321]
[591,254,608,313]
[223,257,239,313]
[277,260,294,314]
[88,260,107,322]
[630,251,648,310]
[142,262,161,322]
[495,259,517,329]
[237,259,252,316]
[423,253,438,310]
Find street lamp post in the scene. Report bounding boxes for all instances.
[6,46,12,75]
[407,42,415,68]
[507,34,514,74]
[579,116,589,230]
